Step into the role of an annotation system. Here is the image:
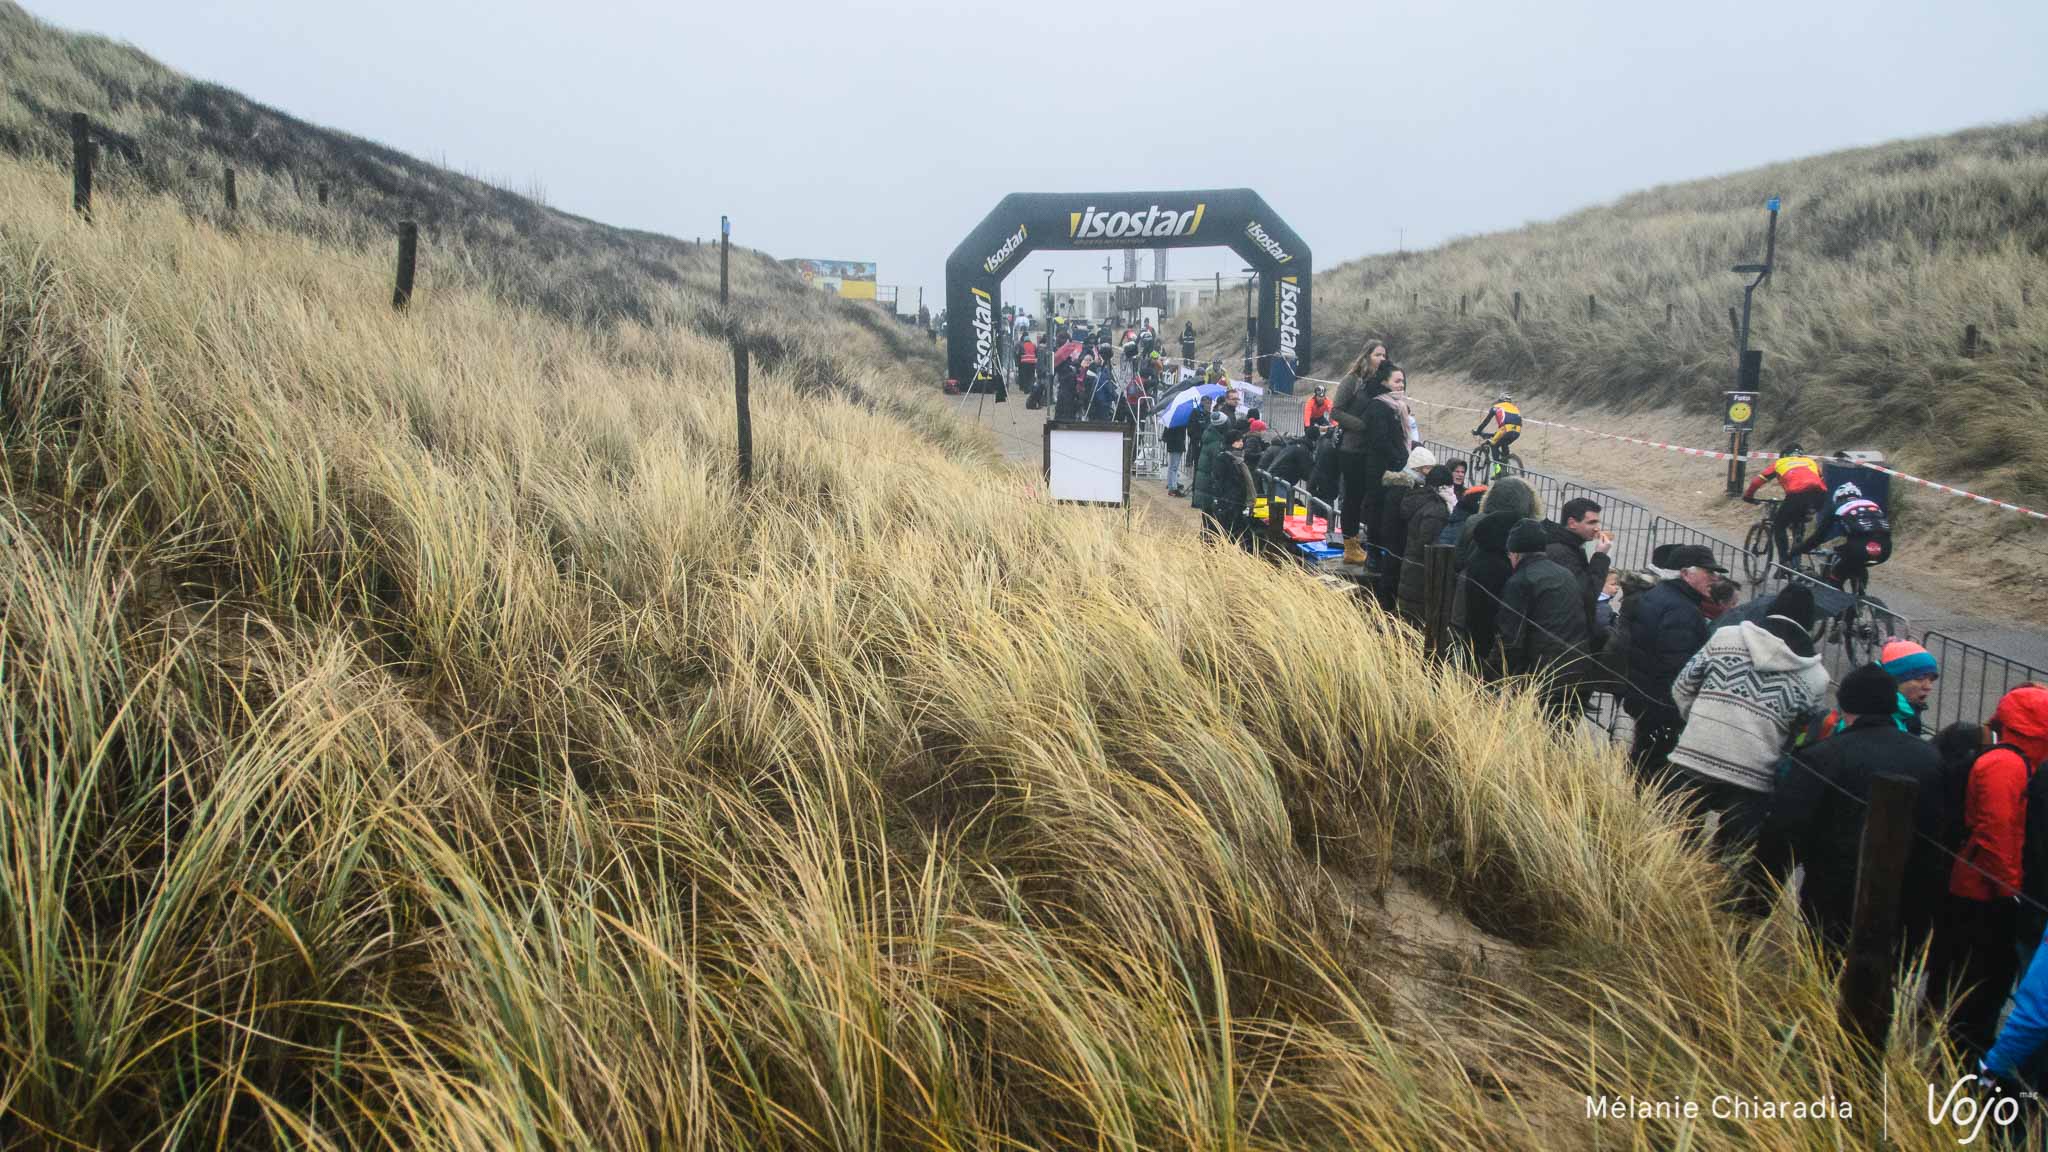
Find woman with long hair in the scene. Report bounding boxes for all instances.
[1328,341,1407,567]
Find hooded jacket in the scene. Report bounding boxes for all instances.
[1309,435,1343,502]
[1451,478,1543,663]
[1952,684,2048,902]
[1500,553,1595,682]
[1263,437,1316,488]
[1667,620,1829,793]
[1396,482,1456,624]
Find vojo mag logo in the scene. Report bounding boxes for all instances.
[1275,276,1301,361]
[983,224,1028,276]
[1069,202,1207,243]
[1245,220,1294,264]
[971,288,995,379]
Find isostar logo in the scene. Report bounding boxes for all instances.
[1068,203,1206,242]
[1245,221,1294,264]
[1276,276,1301,361]
[983,224,1028,275]
[971,288,994,379]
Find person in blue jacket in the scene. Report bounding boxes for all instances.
[1984,929,2048,1086]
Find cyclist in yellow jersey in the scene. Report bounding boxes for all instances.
[1471,393,1522,475]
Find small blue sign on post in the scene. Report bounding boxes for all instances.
[1766,197,1781,213]
[721,215,731,237]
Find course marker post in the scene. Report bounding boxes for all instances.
[71,112,92,219]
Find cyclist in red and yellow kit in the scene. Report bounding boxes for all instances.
[1742,442,1827,563]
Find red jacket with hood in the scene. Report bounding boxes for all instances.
[1950,684,2048,901]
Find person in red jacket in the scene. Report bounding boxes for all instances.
[1937,683,2048,1055]
[1016,337,1040,407]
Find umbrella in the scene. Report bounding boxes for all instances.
[1053,340,1084,368]
[1162,383,1227,429]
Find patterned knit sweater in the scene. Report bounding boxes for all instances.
[1668,621,1828,793]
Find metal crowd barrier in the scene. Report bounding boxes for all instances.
[1920,631,2048,733]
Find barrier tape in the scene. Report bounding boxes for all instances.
[1269,368,2048,524]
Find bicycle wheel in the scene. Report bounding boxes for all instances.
[1742,521,1773,583]
[1503,452,1525,476]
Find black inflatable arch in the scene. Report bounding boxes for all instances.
[945,188,1312,391]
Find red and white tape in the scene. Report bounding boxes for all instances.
[1283,372,2048,523]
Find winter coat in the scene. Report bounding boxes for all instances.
[1263,438,1315,488]
[1396,487,1455,623]
[1542,521,1612,642]
[1329,372,1408,473]
[1621,578,1708,710]
[1770,717,1946,947]
[1053,362,1082,419]
[1439,489,1486,548]
[1707,592,1776,634]
[1453,477,1540,575]
[1668,621,1829,793]
[1193,424,1241,510]
[1308,436,1343,503]
[1162,423,1188,454]
[1500,554,1595,682]
[1087,373,1118,421]
[1453,511,1518,665]
[1986,923,2048,1078]
[1951,684,2048,902]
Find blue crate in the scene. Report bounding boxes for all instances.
[1297,541,1344,562]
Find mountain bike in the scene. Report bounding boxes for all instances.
[1741,498,1813,584]
[1783,548,1898,664]
[1470,436,1524,481]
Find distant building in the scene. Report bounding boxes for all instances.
[1040,277,1227,323]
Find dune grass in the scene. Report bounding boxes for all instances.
[1192,116,2048,501]
[0,137,1996,1148]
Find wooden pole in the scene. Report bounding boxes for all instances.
[224,167,237,213]
[71,112,92,219]
[1422,545,1456,654]
[732,337,753,487]
[1411,291,1417,310]
[1586,294,1597,321]
[1840,773,1920,1048]
[1363,297,1370,315]
[1511,291,1521,323]
[1963,324,1980,358]
[317,182,330,206]
[719,217,730,307]
[392,222,418,311]
[1458,293,1467,317]
[1665,302,1674,328]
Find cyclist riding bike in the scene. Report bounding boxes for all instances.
[1741,442,1828,563]
[1303,383,1333,427]
[1470,393,1522,474]
[1787,479,1892,590]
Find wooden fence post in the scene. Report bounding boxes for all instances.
[392,221,418,311]
[1665,302,1674,328]
[732,337,753,486]
[1962,325,1980,358]
[224,167,237,213]
[1458,293,1467,317]
[1421,545,1456,654]
[1511,291,1521,323]
[1363,297,1371,315]
[71,112,93,219]
[317,182,330,206]
[1840,773,1919,1048]
[1586,294,1597,321]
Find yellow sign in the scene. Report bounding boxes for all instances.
[1728,401,1752,424]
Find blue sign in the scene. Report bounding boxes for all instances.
[1766,197,1781,212]
[721,215,731,237]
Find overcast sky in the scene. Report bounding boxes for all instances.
[33,0,2048,313]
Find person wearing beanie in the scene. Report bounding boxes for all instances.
[1663,572,1829,848]
[1769,664,1945,949]
[1881,638,1940,717]
[1500,518,1595,720]
[1451,477,1543,677]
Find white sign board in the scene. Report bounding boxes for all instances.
[1046,427,1129,506]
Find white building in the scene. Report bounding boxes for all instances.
[1036,276,1247,324]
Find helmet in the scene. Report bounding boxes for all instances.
[1833,481,1864,503]
[1495,392,1513,403]
[1780,441,1804,455]
[1313,384,1328,397]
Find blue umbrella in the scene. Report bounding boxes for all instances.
[1162,383,1227,429]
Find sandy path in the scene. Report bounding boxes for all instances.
[1403,372,2048,668]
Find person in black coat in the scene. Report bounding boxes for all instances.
[1501,519,1595,719]
[1621,545,1719,776]
[1263,433,1316,499]
[1544,497,1614,644]
[1053,358,1082,420]
[1769,664,1947,950]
